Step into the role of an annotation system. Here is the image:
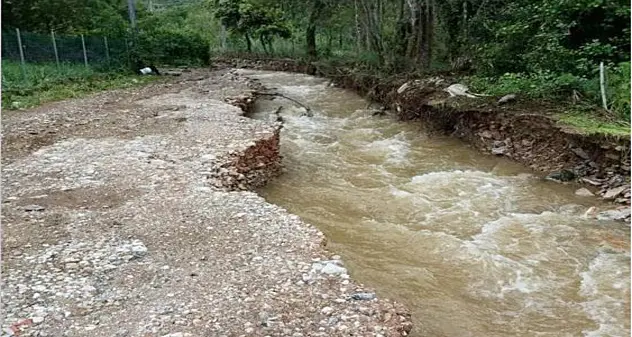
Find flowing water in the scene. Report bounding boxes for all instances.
[240,69,631,337]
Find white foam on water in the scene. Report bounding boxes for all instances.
[407,170,513,209]
[361,132,411,164]
[579,251,631,337]
[389,185,412,198]
[278,84,326,98]
[460,213,582,305]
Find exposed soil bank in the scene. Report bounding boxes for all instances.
[212,57,631,214]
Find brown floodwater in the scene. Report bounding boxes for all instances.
[239,69,631,337]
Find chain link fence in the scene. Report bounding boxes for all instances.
[2,28,131,79]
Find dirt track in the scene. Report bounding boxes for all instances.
[1,69,411,337]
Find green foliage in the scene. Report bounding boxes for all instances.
[465,72,587,99]
[135,3,214,66]
[2,0,129,37]
[608,62,631,121]
[2,61,157,110]
[471,0,630,76]
[136,29,210,66]
[213,0,291,52]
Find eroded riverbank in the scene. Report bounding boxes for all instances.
[213,57,631,217]
[237,69,631,337]
[1,69,411,336]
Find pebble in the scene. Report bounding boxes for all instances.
[351,292,376,301]
[320,306,334,316]
[321,263,347,276]
[575,188,594,197]
[24,204,45,212]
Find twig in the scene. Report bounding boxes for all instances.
[599,61,609,111]
[254,91,312,113]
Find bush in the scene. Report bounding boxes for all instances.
[466,71,587,99]
[136,30,210,66]
[608,61,631,120]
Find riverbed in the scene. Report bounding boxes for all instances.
[241,69,631,337]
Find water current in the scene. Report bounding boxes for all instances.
[239,69,631,337]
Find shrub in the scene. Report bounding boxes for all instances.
[136,30,210,66]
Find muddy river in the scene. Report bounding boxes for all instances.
[240,69,630,337]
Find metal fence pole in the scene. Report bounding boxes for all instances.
[51,30,60,68]
[16,28,27,81]
[124,37,131,68]
[81,34,88,67]
[104,36,111,64]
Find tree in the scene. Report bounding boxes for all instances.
[213,0,291,53]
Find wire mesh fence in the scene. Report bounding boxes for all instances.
[2,28,131,82]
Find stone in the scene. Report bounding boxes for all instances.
[479,130,493,139]
[491,146,507,155]
[350,292,376,301]
[321,263,347,276]
[24,204,45,212]
[320,307,334,316]
[596,208,631,221]
[546,170,576,182]
[581,177,603,186]
[497,94,516,105]
[65,263,79,270]
[575,188,594,197]
[31,316,45,324]
[603,186,627,200]
[571,148,590,160]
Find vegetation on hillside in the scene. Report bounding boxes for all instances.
[2,0,630,130]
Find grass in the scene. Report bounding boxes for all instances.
[464,69,630,137]
[2,61,160,110]
[556,112,630,137]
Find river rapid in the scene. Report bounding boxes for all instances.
[239,69,630,337]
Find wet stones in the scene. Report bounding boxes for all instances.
[575,188,595,197]
[545,169,576,183]
[596,207,631,221]
[207,130,282,192]
[602,185,627,200]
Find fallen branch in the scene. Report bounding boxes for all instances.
[254,91,313,116]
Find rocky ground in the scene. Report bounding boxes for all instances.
[1,69,412,337]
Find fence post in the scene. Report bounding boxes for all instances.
[599,61,609,111]
[124,37,131,68]
[15,28,27,81]
[51,30,60,69]
[104,36,110,64]
[81,34,88,67]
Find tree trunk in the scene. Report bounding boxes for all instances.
[260,35,268,54]
[421,0,434,67]
[245,34,252,53]
[306,0,321,59]
[306,25,317,58]
[354,0,362,51]
[396,0,408,55]
[405,0,420,59]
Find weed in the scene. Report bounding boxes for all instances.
[2,61,158,110]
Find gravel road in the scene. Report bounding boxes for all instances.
[1,69,412,337]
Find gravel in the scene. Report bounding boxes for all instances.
[1,68,411,337]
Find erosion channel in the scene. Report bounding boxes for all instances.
[240,69,631,337]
